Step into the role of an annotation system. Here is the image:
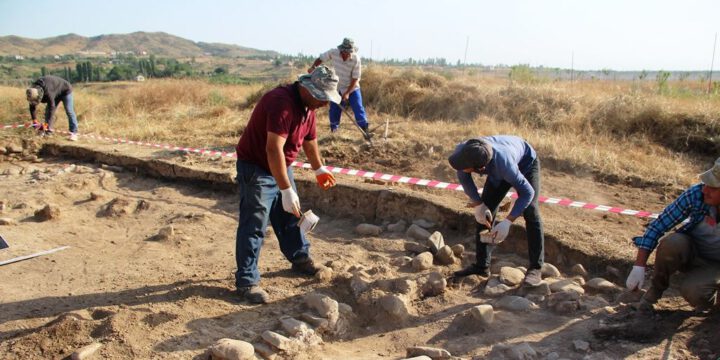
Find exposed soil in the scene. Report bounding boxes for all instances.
[0,133,717,360]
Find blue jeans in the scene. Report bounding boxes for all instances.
[235,160,310,288]
[328,88,368,131]
[475,159,545,270]
[45,92,79,133]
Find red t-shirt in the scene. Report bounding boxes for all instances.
[236,83,317,172]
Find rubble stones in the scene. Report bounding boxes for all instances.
[404,241,429,254]
[541,263,561,278]
[412,252,434,272]
[573,339,590,352]
[252,342,278,360]
[406,224,431,241]
[208,338,255,360]
[315,266,333,282]
[261,331,293,351]
[605,265,623,280]
[570,264,588,277]
[426,231,445,254]
[496,295,539,312]
[101,197,133,217]
[279,317,311,336]
[585,278,621,294]
[34,204,60,221]
[157,226,175,240]
[518,282,551,297]
[505,342,537,360]
[304,293,339,327]
[387,220,407,233]
[299,313,329,330]
[451,244,464,257]
[412,219,435,229]
[70,342,102,360]
[6,145,22,154]
[548,291,582,314]
[550,279,585,294]
[406,346,452,359]
[615,290,644,304]
[421,272,447,296]
[355,223,383,236]
[436,245,455,265]
[0,217,16,225]
[350,273,373,296]
[391,256,413,267]
[499,266,525,286]
[470,304,494,325]
[380,294,411,318]
[484,276,513,297]
[394,278,418,295]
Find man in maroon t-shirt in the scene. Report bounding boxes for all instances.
[235,65,341,304]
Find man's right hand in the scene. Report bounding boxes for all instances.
[280,187,301,218]
[473,203,492,226]
[626,265,645,290]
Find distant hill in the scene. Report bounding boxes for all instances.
[0,31,279,58]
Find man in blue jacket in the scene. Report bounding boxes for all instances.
[26,75,79,141]
[448,135,545,286]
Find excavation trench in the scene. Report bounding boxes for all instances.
[41,142,633,274]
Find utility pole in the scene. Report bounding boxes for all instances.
[570,50,574,83]
[370,40,373,60]
[463,36,469,65]
[709,32,717,94]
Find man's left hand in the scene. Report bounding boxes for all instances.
[490,219,512,244]
[315,166,336,190]
[341,92,350,103]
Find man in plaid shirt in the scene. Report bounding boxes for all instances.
[627,157,720,311]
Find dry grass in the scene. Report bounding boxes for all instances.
[1,68,718,189]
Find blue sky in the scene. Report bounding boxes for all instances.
[1,0,717,71]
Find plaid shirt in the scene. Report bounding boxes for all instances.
[634,183,711,251]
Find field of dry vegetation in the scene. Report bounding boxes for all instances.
[1,65,719,190]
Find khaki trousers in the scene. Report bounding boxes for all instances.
[651,233,720,309]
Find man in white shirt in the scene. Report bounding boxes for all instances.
[309,38,370,134]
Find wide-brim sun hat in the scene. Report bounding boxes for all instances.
[298,65,341,104]
[337,38,358,53]
[700,157,720,187]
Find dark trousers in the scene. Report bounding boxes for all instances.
[475,159,545,270]
[234,160,310,288]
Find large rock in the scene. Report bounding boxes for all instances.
[34,204,60,221]
[541,263,561,278]
[495,296,539,312]
[585,278,621,294]
[0,217,16,226]
[252,342,278,360]
[406,346,452,359]
[436,245,455,265]
[548,291,581,314]
[550,279,585,294]
[380,294,412,318]
[412,252,434,272]
[470,304,494,325]
[261,331,293,351]
[406,224,431,241]
[484,276,513,297]
[71,342,102,360]
[350,272,373,296]
[412,219,435,229]
[404,241,429,254]
[450,244,465,257]
[279,317,311,336]
[305,293,339,327]
[387,220,407,233]
[570,264,588,277]
[421,272,447,296]
[209,338,255,360]
[356,223,382,236]
[499,266,525,286]
[426,231,445,254]
[518,282,551,297]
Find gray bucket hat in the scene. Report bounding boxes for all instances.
[448,138,494,170]
[298,65,341,104]
[700,157,720,187]
[337,38,357,53]
[26,87,43,103]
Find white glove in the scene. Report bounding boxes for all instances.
[625,265,645,290]
[280,187,301,217]
[490,219,512,244]
[474,203,492,227]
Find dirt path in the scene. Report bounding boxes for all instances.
[0,135,717,360]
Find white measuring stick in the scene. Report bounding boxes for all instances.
[0,246,70,266]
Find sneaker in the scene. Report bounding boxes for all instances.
[291,257,320,276]
[330,127,338,133]
[523,269,543,287]
[69,133,78,141]
[237,285,269,304]
[452,264,490,278]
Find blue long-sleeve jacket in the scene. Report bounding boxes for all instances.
[454,135,537,218]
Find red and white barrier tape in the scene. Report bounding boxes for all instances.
[3,122,660,219]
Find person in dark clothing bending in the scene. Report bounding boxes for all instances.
[26,75,79,141]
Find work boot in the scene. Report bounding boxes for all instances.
[523,269,543,287]
[291,257,320,276]
[452,264,490,278]
[641,286,663,305]
[237,285,269,304]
